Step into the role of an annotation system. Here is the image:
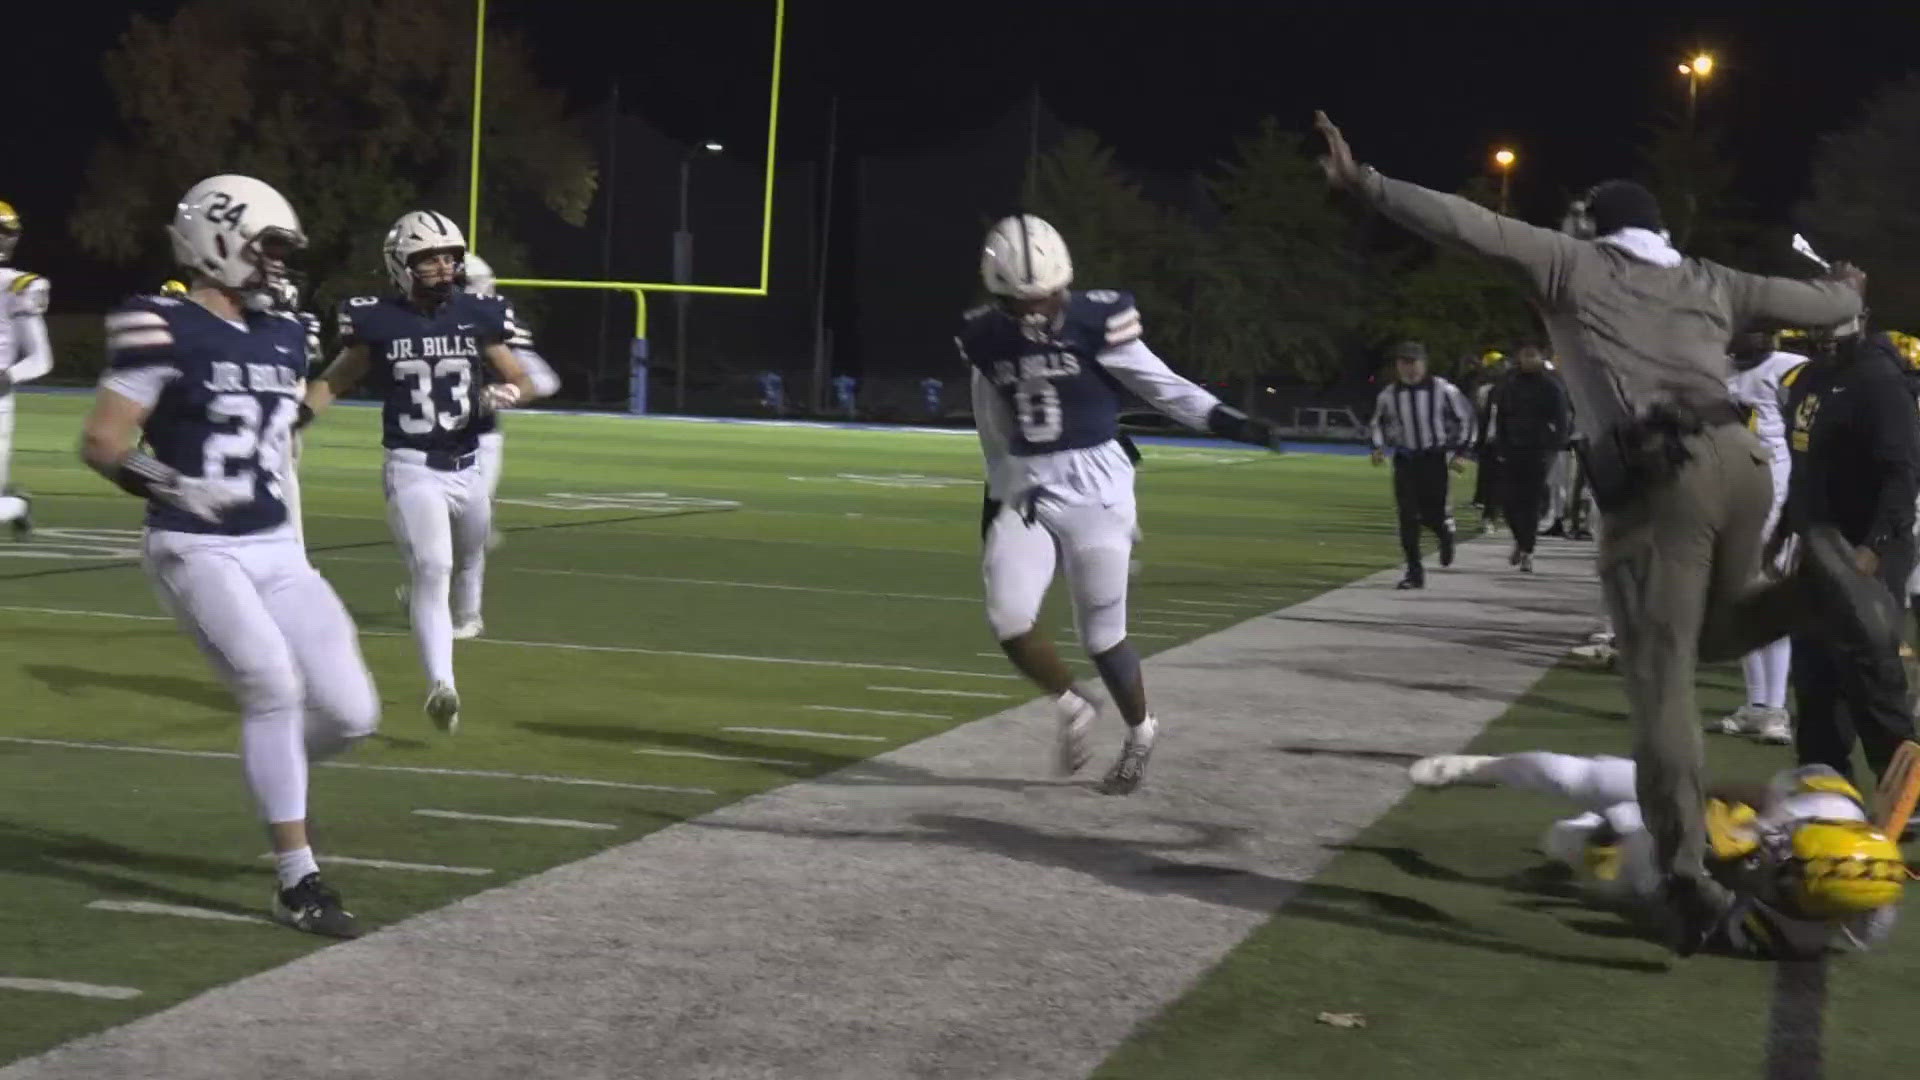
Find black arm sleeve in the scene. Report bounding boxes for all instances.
[1863,377,1920,550]
[1205,405,1282,450]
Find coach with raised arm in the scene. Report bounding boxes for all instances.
[1315,110,1891,957]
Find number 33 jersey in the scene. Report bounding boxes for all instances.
[101,295,307,535]
[957,289,1142,456]
[336,291,515,455]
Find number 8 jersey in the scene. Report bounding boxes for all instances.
[336,291,516,455]
[101,295,307,535]
[957,289,1142,455]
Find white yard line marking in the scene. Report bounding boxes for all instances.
[1133,608,1223,618]
[321,555,977,604]
[865,685,1012,700]
[413,809,616,831]
[1131,618,1208,628]
[260,854,493,877]
[802,705,948,720]
[0,604,170,623]
[1157,599,1268,610]
[0,736,715,795]
[0,978,141,1001]
[631,747,809,767]
[86,900,265,924]
[0,605,1018,681]
[723,726,887,743]
[1133,632,1179,640]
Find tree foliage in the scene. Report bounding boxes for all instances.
[1638,112,1753,264]
[1800,72,1920,329]
[1023,129,1194,356]
[1197,118,1371,385]
[71,0,597,308]
[1377,176,1540,376]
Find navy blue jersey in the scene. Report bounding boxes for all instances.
[102,296,306,535]
[956,289,1143,455]
[336,291,513,453]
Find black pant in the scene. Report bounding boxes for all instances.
[1791,542,1916,783]
[1497,448,1554,554]
[1392,450,1452,575]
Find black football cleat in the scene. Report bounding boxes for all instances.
[272,873,361,939]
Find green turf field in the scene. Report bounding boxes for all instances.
[1094,660,1920,1079]
[0,394,1400,1065]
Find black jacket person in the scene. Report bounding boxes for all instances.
[1314,109,1888,956]
[1780,328,1920,785]
[1487,347,1573,566]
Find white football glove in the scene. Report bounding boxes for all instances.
[162,477,254,524]
[481,384,522,412]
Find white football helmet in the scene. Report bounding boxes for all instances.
[168,175,305,294]
[461,252,496,297]
[981,214,1072,301]
[382,210,465,295]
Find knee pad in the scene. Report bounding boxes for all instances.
[1069,545,1130,654]
[985,600,1038,642]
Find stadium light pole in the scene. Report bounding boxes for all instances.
[1493,148,1516,214]
[675,140,727,413]
[1679,52,1713,130]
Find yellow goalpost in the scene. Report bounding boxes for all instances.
[465,0,786,412]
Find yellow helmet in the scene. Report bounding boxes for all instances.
[1886,330,1920,370]
[1782,819,1908,918]
[0,199,18,263]
[159,279,189,298]
[1481,350,1505,368]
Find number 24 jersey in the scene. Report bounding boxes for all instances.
[336,291,517,454]
[955,289,1143,456]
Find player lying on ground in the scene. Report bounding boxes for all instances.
[79,175,380,938]
[1409,750,1907,958]
[303,211,534,734]
[960,214,1285,794]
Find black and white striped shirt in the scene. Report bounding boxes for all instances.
[1370,377,1475,453]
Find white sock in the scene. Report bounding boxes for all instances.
[1739,648,1767,709]
[409,567,456,686]
[1128,713,1157,747]
[1761,637,1792,710]
[274,846,319,889]
[0,495,25,522]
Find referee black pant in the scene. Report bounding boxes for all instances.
[1791,541,1917,784]
[1392,449,1453,578]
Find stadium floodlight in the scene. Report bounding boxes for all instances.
[702,141,725,154]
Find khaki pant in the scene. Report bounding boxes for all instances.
[1597,423,1800,888]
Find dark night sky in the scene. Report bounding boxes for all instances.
[7,1,1920,316]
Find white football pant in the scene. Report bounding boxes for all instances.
[385,450,492,687]
[1473,752,1658,898]
[143,524,379,825]
[478,430,506,501]
[0,395,25,523]
[983,489,1137,655]
[1740,450,1793,709]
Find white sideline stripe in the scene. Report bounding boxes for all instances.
[973,652,1088,665]
[1158,599,1267,610]
[86,900,265,925]
[0,977,141,1001]
[260,854,493,877]
[631,747,809,767]
[0,736,715,795]
[0,605,1017,682]
[322,555,976,604]
[865,685,1011,700]
[1133,608,1220,618]
[1131,618,1207,628]
[802,705,948,720]
[723,726,887,743]
[413,809,616,831]
[1133,632,1179,640]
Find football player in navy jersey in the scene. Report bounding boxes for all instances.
[78,175,380,938]
[960,214,1285,794]
[303,211,535,733]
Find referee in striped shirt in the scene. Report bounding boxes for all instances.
[1370,341,1476,589]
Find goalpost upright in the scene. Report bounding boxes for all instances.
[465,0,787,413]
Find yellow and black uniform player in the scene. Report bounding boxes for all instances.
[1779,320,1920,787]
